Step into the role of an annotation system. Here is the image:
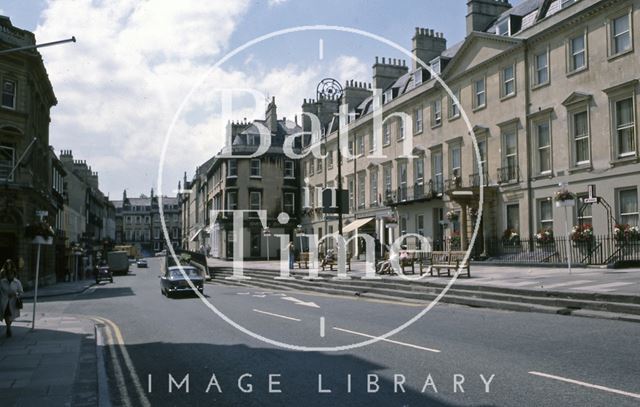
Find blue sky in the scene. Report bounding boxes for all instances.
[0,0,507,199]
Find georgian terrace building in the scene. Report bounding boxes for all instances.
[300,0,640,259]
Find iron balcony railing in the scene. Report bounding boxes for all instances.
[469,171,490,187]
[497,165,520,184]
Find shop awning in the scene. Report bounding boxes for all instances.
[189,228,204,242]
[342,217,374,234]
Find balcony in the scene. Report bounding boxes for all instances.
[497,165,520,184]
[384,181,441,206]
[469,171,490,187]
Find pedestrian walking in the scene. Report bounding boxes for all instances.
[0,259,23,338]
[287,241,295,270]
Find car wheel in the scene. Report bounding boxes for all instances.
[110,278,114,283]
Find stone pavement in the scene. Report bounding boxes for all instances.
[0,312,97,407]
[207,258,640,296]
[21,279,94,300]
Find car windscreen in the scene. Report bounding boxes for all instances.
[169,268,201,279]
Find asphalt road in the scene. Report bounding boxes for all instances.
[39,257,640,406]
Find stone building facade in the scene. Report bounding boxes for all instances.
[112,190,181,256]
[300,0,640,258]
[180,98,302,259]
[0,15,60,288]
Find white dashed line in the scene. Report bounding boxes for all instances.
[332,327,440,353]
[253,309,301,322]
[529,371,640,400]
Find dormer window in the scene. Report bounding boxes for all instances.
[496,18,510,36]
[430,58,441,75]
[413,70,423,86]
[383,89,393,104]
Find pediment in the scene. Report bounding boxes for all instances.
[562,92,592,107]
[443,33,522,79]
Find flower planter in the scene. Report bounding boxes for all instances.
[556,199,575,208]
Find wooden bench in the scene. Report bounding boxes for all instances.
[321,252,351,271]
[296,252,311,269]
[376,252,418,275]
[422,251,471,278]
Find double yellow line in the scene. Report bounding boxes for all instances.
[91,316,151,407]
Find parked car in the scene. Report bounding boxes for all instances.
[94,262,113,284]
[137,259,148,268]
[160,266,204,298]
[155,250,167,257]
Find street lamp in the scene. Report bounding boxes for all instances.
[295,224,304,252]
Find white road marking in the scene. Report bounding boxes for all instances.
[542,280,593,289]
[332,327,441,353]
[320,317,325,338]
[570,282,634,292]
[282,296,320,308]
[529,371,640,400]
[252,295,266,298]
[237,292,250,295]
[253,309,301,322]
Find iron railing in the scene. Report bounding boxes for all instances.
[497,165,520,184]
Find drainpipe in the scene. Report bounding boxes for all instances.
[524,40,535,246]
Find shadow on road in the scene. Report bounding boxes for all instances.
[122,341,496,407]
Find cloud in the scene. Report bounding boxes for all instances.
[268,0,289,7]
[36,0,369,198]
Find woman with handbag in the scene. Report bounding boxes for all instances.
[0,259,23,338]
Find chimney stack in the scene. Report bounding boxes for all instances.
[412,27,447,70]
[466,0,512,36]
[372,57,408,91]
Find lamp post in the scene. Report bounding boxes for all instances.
[295,224,304,252]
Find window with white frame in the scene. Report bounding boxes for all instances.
[0,144,15,181]
[501,65,515,97]
[613,96,636,158]
[284,160,294,178]
[610,12,632,56]
[506,203,520,234]
[283,192,295,214]
[316,158,322,172]
[308,159,314,175]
[571,110,590,165]
[450,143,461,178]
[250,159,261,177]
[249,191,261,211]
[397,118,405,141]
[502,129,518,182]
[496,18,510,36]
[398,161,408,201]
[618,188,639,225]
[357,172,366,208]
[227,191,238,210]
[357,134,364,156]
[568,33,587,72]
[348,177,355,209]
[327,150,334,169]
[227,159,237,177]
[414,158,424,186]
[473,78,486,109]
[538,199,553,231]
[370,169,378,206]
[432,98,442,127]
[431,149,443,193]
[534,50,549,86]
[449,89,460,119]
[534,119,552,174]
[383,164,392,198]
[414,106,423,133]
[383,122,391,145]
[154,228,160,239]
[1,80,16,109]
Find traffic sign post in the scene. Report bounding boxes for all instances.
[263,228,271,261]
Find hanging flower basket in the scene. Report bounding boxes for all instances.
[446,210,459,222]
[25,221,55,238]
[448,232,461,250]
[555,189,576,207]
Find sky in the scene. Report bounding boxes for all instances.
[0,0,494,199]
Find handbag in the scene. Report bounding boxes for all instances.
[16,296,23,310]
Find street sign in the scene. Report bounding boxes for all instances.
[263,228,272,237]
[583,197,598,204]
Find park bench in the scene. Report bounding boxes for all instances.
[321,252,351,271]
[422,251,471,278]
[297,252,311,269]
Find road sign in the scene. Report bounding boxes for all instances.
[583,197,598,204]
[263,228,272,237]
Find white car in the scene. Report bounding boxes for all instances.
[155,250,167,257]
